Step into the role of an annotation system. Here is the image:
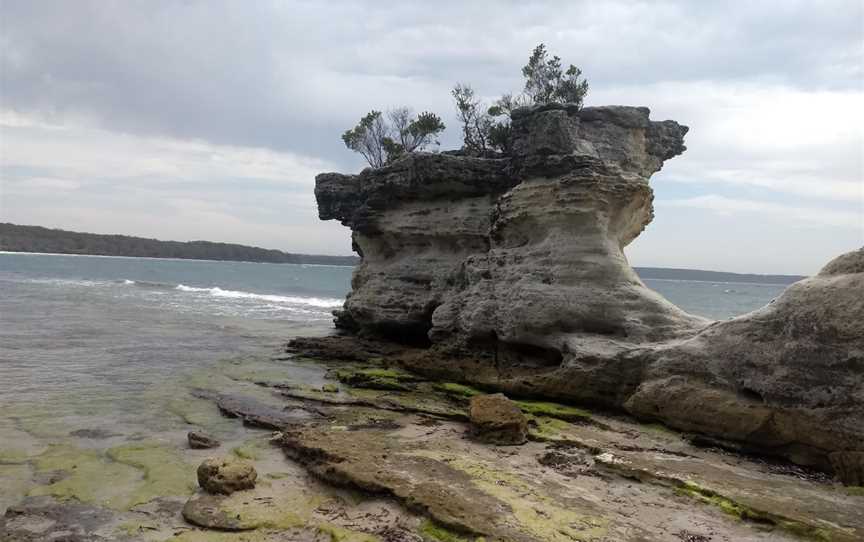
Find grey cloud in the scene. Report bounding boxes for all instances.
[2,0,861,163]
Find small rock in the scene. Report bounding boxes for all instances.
[830,451,864,486]
[188,431,220,449]
[468,393,528,445]
[321,383,339,393]
[182,494,255,531]
[69,428,119,439]
[197,456,257,495]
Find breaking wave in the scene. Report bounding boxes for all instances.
[173,284,342,308]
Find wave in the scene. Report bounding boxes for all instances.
[23,278,105,287]
[117,279,176,290]
[174,284,343,308]
[20,276,343,309]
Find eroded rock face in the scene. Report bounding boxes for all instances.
[316,104,704,350]
[314,104,864,477]
[626,249,864,474]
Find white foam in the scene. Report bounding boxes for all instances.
[174,284,342,308]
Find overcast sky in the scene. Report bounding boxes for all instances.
[1,0,862,274]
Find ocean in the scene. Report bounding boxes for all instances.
[0,252,791,513]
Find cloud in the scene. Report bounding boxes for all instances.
[0,0,862,272]
[0,114,353,253]
[593,81,864,204]
[659,195,862,229]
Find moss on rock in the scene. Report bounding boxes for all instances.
[448,458,607,541]
[107,441,197,506]
[28,444,142,509]
[513,400,593,422]
[231,437,272,461]
[675,481,836,542]
[418,519,471,542]
[0,449,30,465]
[26,440,196,511]
[334,368,420,392]
[432,382,483,400]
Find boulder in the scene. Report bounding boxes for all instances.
[187,431,220,449]
[196,457,257,495]
[468,393,528,445]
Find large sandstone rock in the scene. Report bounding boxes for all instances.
[316,104,704,350]
[313,104,864,479]
[626,249,864,474]
[196,456,257,495]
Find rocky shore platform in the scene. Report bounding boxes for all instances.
[3,344,861,541]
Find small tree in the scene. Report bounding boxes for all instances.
[341,111,389,168]
[342,108,445,168]
[451,44,589,155]
[521,43,588,106]
[452,83,496,155]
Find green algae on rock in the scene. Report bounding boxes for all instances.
[674,481,839,542]
[28,444,143,510]
[107,441,197,507]
[333,367,421,392]
[419,519,473,542]
[432,382,484,400]
[25,441,197,511]
[0,464,32,515]
[231,436,274,461]
[513,400,593,423]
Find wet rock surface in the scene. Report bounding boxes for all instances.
[3,351,863,541]
[196,456,257,495]
[0,496,117,541]
[279,342,864,541]
[187,431,220,450]
[182,493,256,531]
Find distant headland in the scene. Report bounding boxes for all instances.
[0,223,360,266]
[1,222,805,284]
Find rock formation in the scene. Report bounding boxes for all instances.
[626,249,864,472]
[313,104,864,480]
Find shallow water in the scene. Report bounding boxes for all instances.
[0,252,791,513]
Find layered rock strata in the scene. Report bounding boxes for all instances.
[313,104,864,477]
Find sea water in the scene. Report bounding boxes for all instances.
[0,252,790,512]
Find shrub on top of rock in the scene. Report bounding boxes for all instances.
[342,108,445,168]
[452,43,590,157]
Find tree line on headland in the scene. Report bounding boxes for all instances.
[0,223,360,266]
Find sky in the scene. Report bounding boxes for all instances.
[0,0,862,274]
